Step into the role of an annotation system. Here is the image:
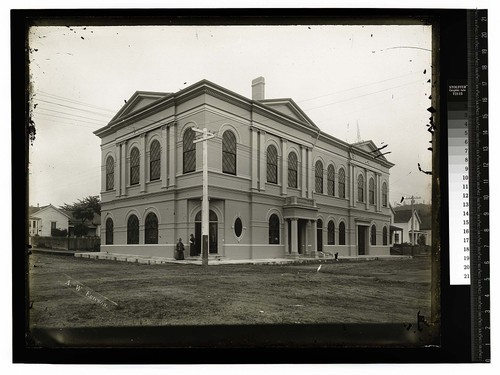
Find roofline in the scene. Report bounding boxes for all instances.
[109,90,172,122]
[28,204,72,219]
[258,97,318,129]
[93,79,393,169]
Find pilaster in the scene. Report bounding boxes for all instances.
[281,138,288,195]
[161,125,168,189]
[140,133,146,193]
[121,140,127,196]
[168,122,177,188]
[307,147,313,199]
[115,143,121,197]
[259,130,266,191]
[251,127,258,190]
[301,145,307,198]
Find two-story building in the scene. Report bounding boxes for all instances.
[94,77,394,260]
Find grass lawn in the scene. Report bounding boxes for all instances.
[28,253,433,329]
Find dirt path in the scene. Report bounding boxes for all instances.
[28,254,432,328]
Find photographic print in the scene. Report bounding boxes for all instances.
[24,13,439,353]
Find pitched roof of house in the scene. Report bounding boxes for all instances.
[28,204,72,219]
[420,215,432,230]
[393,208,422,224]
[28,205,48,215]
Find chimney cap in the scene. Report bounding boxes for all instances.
[252,76,265,86]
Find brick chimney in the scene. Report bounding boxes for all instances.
[252,76,265,101]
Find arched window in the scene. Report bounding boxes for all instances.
[371,224,377,245]
[130,148,140,185]
[338,168,346,199]
[288,152,298,188]
[327,165,335,196]
[382,182,388,207]
[339,222,346,245]
[105,218,113,245]
[328,220,335,245]
[145,212,158,244]
[183,128,196,173]
[222,130,237,175]
[315,160,323,193]
[150,140,161,181]
[127,215,139,244]
[195,210,218,222]
[267,145,278,184]
[383,226,388,246]
[106,156,114,191]
[268,214,280,244]
[357,174,364,202]
[369,177,375,205]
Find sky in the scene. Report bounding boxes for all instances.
[28,24,433,207]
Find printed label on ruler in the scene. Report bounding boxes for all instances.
[448,82,470,285]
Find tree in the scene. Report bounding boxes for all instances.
[61,196,101,237]
[61,195,100,215]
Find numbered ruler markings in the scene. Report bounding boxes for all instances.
[448,83,470,285]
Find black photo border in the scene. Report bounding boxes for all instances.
[12,8,479,364]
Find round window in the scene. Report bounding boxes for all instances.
[234,217,243,237]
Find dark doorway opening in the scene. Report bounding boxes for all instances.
[194,210,218,255]
[317,219,323,252]
[358,226,367,255]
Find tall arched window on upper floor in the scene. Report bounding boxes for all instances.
[369,177,375,205]
[268,214,280,244]
[145,212,158,244]
[357,174,364,202]
[222,130,237,175]
[339,222,346,245]
[382,182,388,207]
[130,148,140,185]
[327,165,335,196]
[183,128,196,174]
[315,160,323,193]
[150,140,161,181]
[105,218,113,245]
[327,220,335,245]
[383,226,388,246]
[127,215,139,244]
[288,152,298,188]
[371,224,377,245]
[267,145,278,184]
[106,156,114,191]
[338,168,346,199]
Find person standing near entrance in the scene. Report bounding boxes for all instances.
[189,233,195,256]
[175,238,185,260]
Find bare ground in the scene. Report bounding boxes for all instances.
[28,253,432,328]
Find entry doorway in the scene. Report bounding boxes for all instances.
[358,226,368,255]
[317,219,323,252]
[194,210,218,255]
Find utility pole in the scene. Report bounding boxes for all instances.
[401,195,421,256]
[192,127,215,266]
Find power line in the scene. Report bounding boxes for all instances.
[303,79,425,112]
[36,106,108,125]
[34,112,105,128]
[36,90,117,114]
[34,98,115,118]
[296,71,420,104]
